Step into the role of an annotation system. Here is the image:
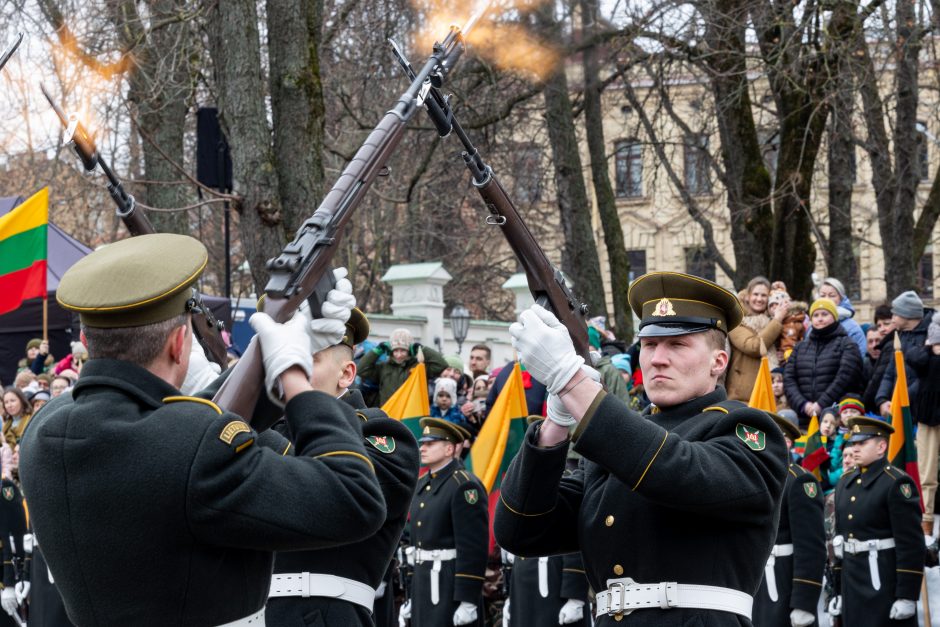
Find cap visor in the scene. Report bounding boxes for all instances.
[847,433,874,443]
[418,435,447,443]
[637,323,713,338]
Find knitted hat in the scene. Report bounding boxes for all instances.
[444,354,464,372]
[822,277,846,301]
[26,338,42,350]
[434,377,457,407]
[71,341,88,359]
[610,353,631,372]
[809,298,838,320]
[928,312,940,346]
[838,395,865,416]
[891,290,924,320]
[389,328,413,351]
[768,290,790,308]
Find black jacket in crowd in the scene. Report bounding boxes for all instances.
[875,309,935,409]
[783,322,862,425]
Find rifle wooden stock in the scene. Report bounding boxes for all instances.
[214,32,466,425]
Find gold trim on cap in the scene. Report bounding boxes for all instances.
[64,257,208,313]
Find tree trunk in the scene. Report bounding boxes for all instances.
[206,0,286,292]
[267,0,326,236]
[580,0,632,340]
[535,4,607,320]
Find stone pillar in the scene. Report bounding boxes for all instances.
[502,273,534,316]
[381,262,452,346]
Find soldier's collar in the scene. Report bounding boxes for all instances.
[645,387,726,423]
[859,456,888,486]
[72,358,178,409]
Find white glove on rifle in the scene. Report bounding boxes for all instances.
[302,267,357,353]
[509,305,583,395]
[790,608,814,626]
[827,595,841,617]
[503,598,511,624]
[546,366,601,427]
[889,599,916,620]
[13,582,28,605]
[558,599,585,624]
[374,581,387,599]
[398,599,412,627]
[181,334,222,395]
[249,310,313,406]
[0,588,16,616]
[453,601,477,626]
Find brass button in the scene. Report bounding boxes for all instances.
[426,485,431,491]
[850,496,856,502]
[605,515,615,527]
[848,514,853,520]
[613,564,624,575]
[614,615,624,622]
[848,534,854,539]
[856,478,862,484]
[418,541,422,546]
[420,503,425,508]
[417,521,422,527]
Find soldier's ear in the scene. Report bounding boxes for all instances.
[710,346,729,377]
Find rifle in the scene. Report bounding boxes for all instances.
[0,33,22,73]
[388,41,592,362]
[211,7,488,426]
[40,84,230,368]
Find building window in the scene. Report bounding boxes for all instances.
[918,249,934,299]
[627,249,647,283]
[685,246,715,282]
[615,139,643,198]
[916,121,930,181]
[513,144,543,203]
[684,133,711,195]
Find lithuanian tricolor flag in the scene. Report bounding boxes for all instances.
[0,188,48,316]
[467,362,528,552]
[801,414,830,479]
[887,334,923,508]
[381,361,430,440]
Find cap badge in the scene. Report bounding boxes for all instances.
[652,298,677,317]
[367,435,396,454]
[464,488,479,504]
[803,483,818,498]
[423,426,431,435]
[853,424,861,433]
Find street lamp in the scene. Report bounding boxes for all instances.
[450,304,471,354]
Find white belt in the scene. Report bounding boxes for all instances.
[833,536,895,590]
[269,573,375,612]
[594,578,752,620]
[538,556,550,598]
[764,543,795,602]
[407,548,457,606]
[216,608,265,627]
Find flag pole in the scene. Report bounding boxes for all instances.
[42,295,48,342]
[922,575,931,626]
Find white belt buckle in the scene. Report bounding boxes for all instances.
[607,580,629,616]
[301,571,311,598]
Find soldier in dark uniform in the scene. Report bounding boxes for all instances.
[828,416,925,626]
[0,479,27,626]
[754,414,826,626]
[495,271,789,625]
[23,534,74,627]
[401,418,489,627]
[19,233,387,627]
[504,551,589,626]
[266,307,420,627]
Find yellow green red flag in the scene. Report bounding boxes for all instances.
[887,337,922,506]
[381,362,430,440]
[747,355,777,413]
[0,188,48,315]
[468,362,528,492]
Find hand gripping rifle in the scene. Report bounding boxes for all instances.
[210,9,487,426]
[388,41,592,362]
[40,84,230,368]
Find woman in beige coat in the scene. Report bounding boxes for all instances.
[726,277,790,401]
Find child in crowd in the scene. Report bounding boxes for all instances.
[431,377,471,431]
[820,405,846,492]
[771,367,788,410]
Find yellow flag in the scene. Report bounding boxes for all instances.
[381,363,430,420]
[469,362,528,492]
[747,355,777,413]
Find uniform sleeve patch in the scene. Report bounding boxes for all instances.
[900,484,913,499]
[219,420,251,445]
[803,482,818,498]
[735,424,766,451]
[464,488,479,504]
[366,435,396,453]
[2,487,13,501]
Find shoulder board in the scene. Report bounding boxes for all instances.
[704,400,748,414]
[883,464,906,481]
[356,407,390,422]
[162,396,223,415]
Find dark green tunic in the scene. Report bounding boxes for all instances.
[408,460,489,626]
[19,358,386,627]
[753,464,826,626]
[833,456,925,627]
[507,552,589,627]
[495,388,788,626]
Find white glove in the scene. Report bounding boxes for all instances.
[181,335,223,395]
[302,267,357,353]
[0,588,16,616]
[453,601,478,625]
[790,608,815,626]
[398,599,412,627]
[547,393,576,427]
[827,595,841,617]
[503,598,510,623]
[889,598,916,620]
[509,305,584,395]
[22,534,33,554]
[249,310,313,406]
[375,581,387,598]
[13,582,28,605]
[558,598,585,624]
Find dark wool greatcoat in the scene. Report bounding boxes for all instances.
[408,459,489,627]
[753,464,826,626]
[832,457,925,627]
[19,358,385,627]
[495,387,788,626]
[507,552,589,627]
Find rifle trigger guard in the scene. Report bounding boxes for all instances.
[485,214,507,226]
